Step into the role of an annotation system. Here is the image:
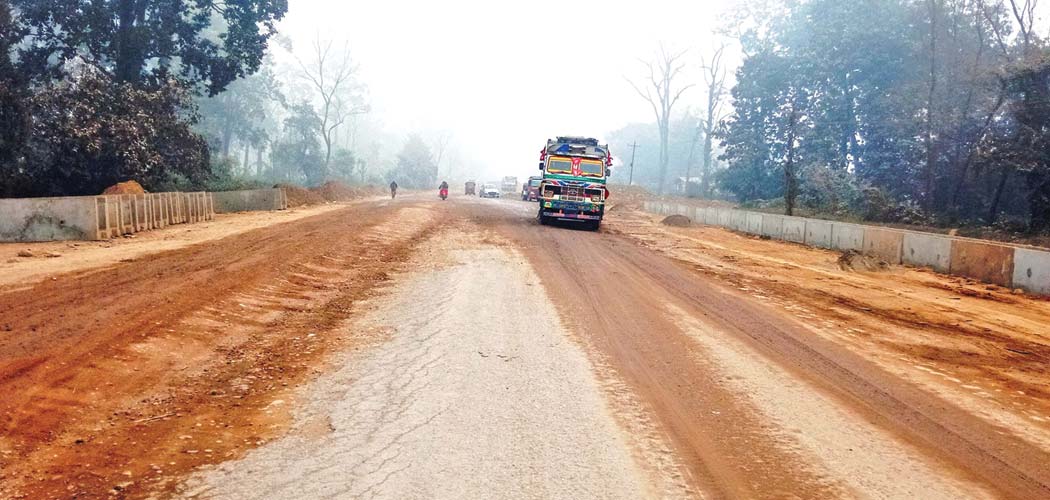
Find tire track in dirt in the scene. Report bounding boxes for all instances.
[178,223,683,499]
[472,200,1050,499]
[0,201,438,499]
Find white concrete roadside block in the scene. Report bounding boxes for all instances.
[760,214,785,239]
[643,201,652,212]
[782,216,806,243]
[693,206,707,223]
[677,203,689,217]
[831,223,865,252]
[902,232,951,273]
[730,210,748,231]
[805,219,834,248]
[746,212,763,235]
[704,207,720,226]
[1012,248,1050,295]
[718,208,732,228]
[0,196,102,241]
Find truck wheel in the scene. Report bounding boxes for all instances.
[587,220,601,231]
[538,214,548,225]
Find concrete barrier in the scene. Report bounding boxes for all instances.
[704,207,720,225]
[1013,248,1050,295]
[0,196,102,241]
[760,214,785,239]
[639,200,1050,296]
[730,210,748,231]
[863,227,904,264]
[902,232,952,273]
[950,239,1015,287]
[212,189,287,214]
[746,212,763,234]
[782,216,806,243]
[718,208,731,227]
[831,223,865,252]
[805,219,834,248]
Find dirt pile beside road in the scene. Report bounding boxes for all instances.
[279,182,386,206]
[101,180,146,195]
[661,214,692,227]
[277,184,326,206]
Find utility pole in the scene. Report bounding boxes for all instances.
[627,142,639,186]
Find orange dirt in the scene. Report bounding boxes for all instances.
[0,200,438,499]
[466,201,1050,498]
[101,181,146,195]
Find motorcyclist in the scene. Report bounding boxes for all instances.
[438,181,449,200]
[389,180,398,199]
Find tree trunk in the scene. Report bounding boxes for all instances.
[242,142,251,175]
[988,167,1010,224]
[923,0,940,213]
[784,105,800,216]
[114,0,146,84]
[657,117,670,195]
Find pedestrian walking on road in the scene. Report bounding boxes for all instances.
[390,181,398,199]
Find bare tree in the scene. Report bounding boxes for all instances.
[296,36,368,176]
[628,45,694,194]
[431,132,452,180]
[699,43,730,196]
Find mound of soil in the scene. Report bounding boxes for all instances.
[101,180,146,195]
[316,181,356,202]
[277,184,325,207]
[661,214,692,227]
[837,250,889,272]
[607,184,653,211]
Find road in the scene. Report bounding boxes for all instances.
[1,194,1049,499]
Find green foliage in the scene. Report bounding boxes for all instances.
[12,0,288,95]
[717,0,1046,230]
[16,70,209,197]
[391,135,436,189]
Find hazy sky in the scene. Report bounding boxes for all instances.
[277,0,743,181]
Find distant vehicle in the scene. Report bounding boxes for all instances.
[536,136,612,230]
[480,184,501,198]
[521,176,541,201]
[501,176,518,195]
[465,181,476,195]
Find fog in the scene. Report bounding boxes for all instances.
[276,0,743,182]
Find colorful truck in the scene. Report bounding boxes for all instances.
[536,136,612,230]
[521,176,541,201]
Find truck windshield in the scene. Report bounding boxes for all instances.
[547,159,572,174]
[579,160,604,176]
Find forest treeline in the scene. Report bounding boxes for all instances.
[618,0,1050,232]
[0,1,445,198]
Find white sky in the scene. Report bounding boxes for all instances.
[276,0,743,181]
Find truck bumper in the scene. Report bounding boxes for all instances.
[540,200,604,220]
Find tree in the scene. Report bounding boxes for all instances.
[0,2,31,196]
[392,135,436,188]
[296,37,369,177]
[272,103,324,184]
[698,43,730,196]
[628,45,694,194]
[12,0,288,95]
[196,61,284,166]
[22,69,210,196]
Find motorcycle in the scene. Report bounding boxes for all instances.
[439,187,448,200]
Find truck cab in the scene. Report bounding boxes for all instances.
[521,176,542,201]
[537,137,612,230]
